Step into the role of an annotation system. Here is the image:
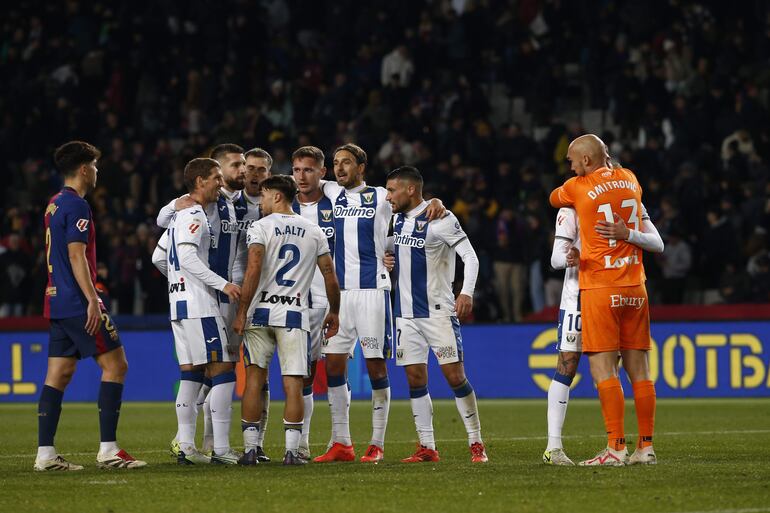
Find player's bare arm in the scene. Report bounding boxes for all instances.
[383,251,395,272]
[424,197,446,221]
[68,241,102,335]
[455,294,473,320]
[317,253,340,339]
[595,213,665,253]
[594,212,630,241]
[233,243,264,335]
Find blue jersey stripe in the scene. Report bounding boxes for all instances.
[410,213,429,317]
[334,191,347,289]
[358,188,377,289]
[252,308,270,326]
[210,195,231,281]
[286,310,302,329]
[383,291,393,358]
[450,316,463,359]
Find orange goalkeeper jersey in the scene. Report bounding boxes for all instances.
[549,167,646,290]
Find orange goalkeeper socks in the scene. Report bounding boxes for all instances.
[597,376,626,451]
[632,380,656,448]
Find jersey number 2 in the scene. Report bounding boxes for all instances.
[597,199,639,247]
[276,243,300,286]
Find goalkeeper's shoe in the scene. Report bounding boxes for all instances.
[34,455,84,472]
[402,444,440,463]
[579,446,628,466]
[543,448,575,466]
[628,446,657,465]
[210,449,241,465]
[177,449,211,465]
[97,448,147,469]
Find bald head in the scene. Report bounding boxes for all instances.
[567,134,610,176]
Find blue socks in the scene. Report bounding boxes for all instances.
[38,385,64,447]
[98,381,124,442]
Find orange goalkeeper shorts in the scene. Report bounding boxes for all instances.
[580,284,651,353]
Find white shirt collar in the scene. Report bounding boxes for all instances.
[220,187,241,201]
[347,182,367,194]
[406,200,429,219]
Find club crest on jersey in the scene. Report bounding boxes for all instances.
[46,204,58,217]
[362,191,375,204]
[320,209,333,223]
[415,220,427,232]
[76,218,89,232]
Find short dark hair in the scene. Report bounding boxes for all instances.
[386,166,424,187]
[244,147,273,168]
[292,146,325,166]
[210,143,244,162]
[54,141,101,177]
[333,143,367,166]
[183,158,220,192]
[260,175,297,203]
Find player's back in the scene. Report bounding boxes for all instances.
[292,197,335,308]
[245,212,329,330]
[554,207,580,311]
[558,167,644,290]
[166,206,221,320]
[44,187,96,319]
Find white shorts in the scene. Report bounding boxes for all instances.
[308,306,327,363]
[323,289,393,359]
[243,326,310,376]
[219,301,242,358]
[395,316,464,366]
[556,308,582,353]
[171,316,235,366]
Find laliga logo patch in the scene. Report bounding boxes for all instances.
[46,204,58,216]
[320,209,332,222]
[557,215,565,226]
[189,223,200,234]
[362,191,375,204]
[76,219,89,232]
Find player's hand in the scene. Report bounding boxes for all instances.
[232,312,246,336]
[455,293,473,321]
[322,313,339,339]
[425,198,447,221]
[383,251,395,272]
[566,247,580,267]
[85,298,102,336]
[174,194,196,211]
[595,213,630,241]
[223,283,241,302]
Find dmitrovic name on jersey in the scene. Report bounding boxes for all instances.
[167,207,222,320]
[244,212,330,331]
[292,196,335,308]
[324,182,391,291]
[393,203,469,319]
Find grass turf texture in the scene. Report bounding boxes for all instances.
[1,399,769,513]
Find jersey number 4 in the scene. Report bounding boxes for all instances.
[597,199,639,247]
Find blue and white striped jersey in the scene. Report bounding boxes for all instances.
[393,202,468,319]
[167,207,223,320]
[323,182,391,291]
[292,196,335,308]
[244,212,330,331]
[209,189,250,300]
[232,191,262,286]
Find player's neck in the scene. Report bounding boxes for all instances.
[345,179,365,191]
[405,197,427,216]
[63,178,87,197]
[272,203,294,215]
[298,188,323,203]
[189,191,208,207]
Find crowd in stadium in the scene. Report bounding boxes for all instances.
[2,0,770,320]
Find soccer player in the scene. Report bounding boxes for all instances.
[232,175,340,465]
[158,144,250,458]
[385,166,488,463]
[159,158,242,464]
[542,202,663,466]
[289,146,336,460]
[36,141,146,470]
[549,134,659,466]
[314,143,444,463]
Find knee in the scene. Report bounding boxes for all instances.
[366,360,387,381]
[109,358,128,379]
[445,372,466,389]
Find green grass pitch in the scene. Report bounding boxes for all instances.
[1,398,769,513]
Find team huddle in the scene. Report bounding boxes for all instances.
[35,133,660,470]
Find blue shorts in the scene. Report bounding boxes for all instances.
[49,311,122,359]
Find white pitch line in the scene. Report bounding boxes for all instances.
[3,428,770,460]
[663,509,770,513]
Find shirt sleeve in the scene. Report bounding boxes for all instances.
[549,177,577,207]
[177,244,229,291]
[455,238,479,297]
[246,220,267,247]
[550,237,573,270]
[432,212,468,247]
[321,180,343,200]
[554,207,577,241]
[627,218,665,253]
[65,199,92,244]
[157,198,178,229]
[314,225,330,257]
[152,232,169,277]
[174,210,206,246]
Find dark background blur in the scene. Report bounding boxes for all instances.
[2,0,770,321]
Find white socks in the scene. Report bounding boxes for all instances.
[547,375,572,450]
[176,378,203,451]
[200,383,213,449]
[209,373,235,456]
[328,381,351,445]
[370,377,391,448]
[36,446,56,461]
[300,388,314,451]
[284,420,302,453]
[409,387,435,450]
[242,419,260,452]
[453,380,482,445]
[256,386,269,447]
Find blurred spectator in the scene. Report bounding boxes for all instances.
[381,45,414,88]
[658,229,692,304]
[0,234,31,317]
